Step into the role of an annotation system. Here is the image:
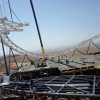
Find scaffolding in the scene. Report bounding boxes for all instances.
[2,74,100,100]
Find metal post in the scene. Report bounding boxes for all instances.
[29,0,45,60]
[1,37,9,75]
[92,75,96,94]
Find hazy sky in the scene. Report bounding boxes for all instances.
[0,0,100,53]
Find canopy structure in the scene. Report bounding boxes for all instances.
[0,17,29,33]
[0,17,33,55]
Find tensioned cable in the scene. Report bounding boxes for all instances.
[8,0,13,22]
[25,54,32,61]
[11,9,21,22]
[20,54,32,68]
[20,55,26,67]
[7,0,21,22]
[8,0,20,70]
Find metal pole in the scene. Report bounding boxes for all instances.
[1,37,9,75]
[8,48,11,73]
[29,0,45,60]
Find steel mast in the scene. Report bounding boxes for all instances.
[29,0,45,61]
